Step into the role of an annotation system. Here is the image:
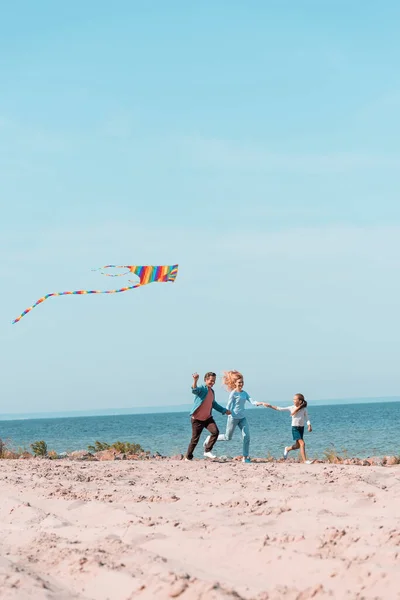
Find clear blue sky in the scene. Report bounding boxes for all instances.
[1,1,400,414]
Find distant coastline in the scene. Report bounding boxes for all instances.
[1,396,399,422]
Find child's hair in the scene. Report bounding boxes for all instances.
[204,372,216,381]
[222,370,243,391]
[292,393,307,416]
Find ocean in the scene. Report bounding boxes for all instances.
[1,401,399,459]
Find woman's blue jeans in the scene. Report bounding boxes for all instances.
[218,416,250,457]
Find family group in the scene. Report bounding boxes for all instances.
[186,370,312,463]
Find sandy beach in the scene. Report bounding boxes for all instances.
[0,459,399,600]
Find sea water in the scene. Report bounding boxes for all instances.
[1,401,399,459]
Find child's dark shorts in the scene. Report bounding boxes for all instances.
[292,426,304,441]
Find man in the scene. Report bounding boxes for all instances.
[185,371,231,460]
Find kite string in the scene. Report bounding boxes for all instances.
[92,265,133,277]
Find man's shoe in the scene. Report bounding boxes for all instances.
[204,451,216,459]
[242,457,251,463]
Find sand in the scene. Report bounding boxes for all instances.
[0,459,399,600]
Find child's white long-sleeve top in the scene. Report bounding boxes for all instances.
[276,406,311,427]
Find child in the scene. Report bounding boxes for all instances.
[185,372,231,461]
[204,370,263,463]
[262,394,312,463]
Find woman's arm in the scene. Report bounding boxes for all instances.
[246,393,260,406]
[226,391,235,412]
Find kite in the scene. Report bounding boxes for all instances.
[12,264,178,324]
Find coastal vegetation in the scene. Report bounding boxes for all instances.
[0,438,399,464]
[87,440,145,454]
[30,440,48,457]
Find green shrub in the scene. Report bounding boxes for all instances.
[87,441,111,453]
[87,440,145,454]
[112,441,145,454]
[30,440,48,457]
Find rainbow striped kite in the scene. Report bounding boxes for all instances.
[12,264,178,324]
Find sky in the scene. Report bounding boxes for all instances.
[1,0,400,415]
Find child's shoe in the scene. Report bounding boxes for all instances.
[283,447,289,459]
[242,457,251,463]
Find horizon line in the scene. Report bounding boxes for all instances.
[1,395,399,421]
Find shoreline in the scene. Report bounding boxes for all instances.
[1,450,399,466]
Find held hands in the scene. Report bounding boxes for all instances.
[225,410,231,416]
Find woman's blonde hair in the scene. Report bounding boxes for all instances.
[222,370,243,391]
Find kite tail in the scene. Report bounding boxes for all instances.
[12,292,56,324]
[11,284,141,324]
